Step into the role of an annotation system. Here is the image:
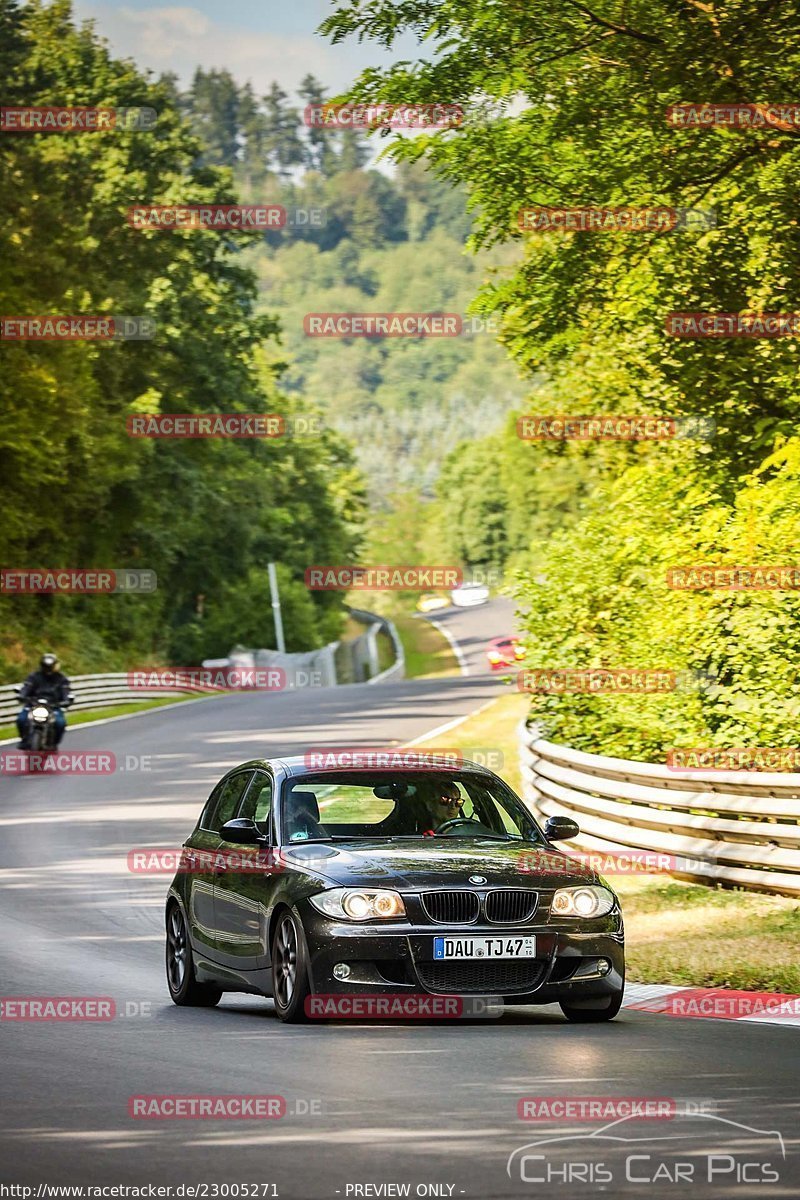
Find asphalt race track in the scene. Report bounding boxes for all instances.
[1,599,797,1199]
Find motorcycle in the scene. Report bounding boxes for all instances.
[14,689,74,751]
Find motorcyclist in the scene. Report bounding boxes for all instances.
[16,653,71,749]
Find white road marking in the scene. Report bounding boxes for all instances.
[426,617,470,676]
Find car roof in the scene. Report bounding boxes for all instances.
[230,754,499,779]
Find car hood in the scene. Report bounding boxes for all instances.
[279,838,598,889]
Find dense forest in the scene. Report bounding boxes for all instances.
[322,0,800,758]
[172,66,527,500]
[5,0,800,766]
[0,1,371,676]
[0,9,525,678]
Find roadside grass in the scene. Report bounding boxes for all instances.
[394,613,460,679]
[0,693,211,742]
[616,875,800,993]
[412,690,800,993]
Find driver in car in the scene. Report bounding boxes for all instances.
[421,781,463,834]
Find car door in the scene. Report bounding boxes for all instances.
[182,778,226,957]
[185,769,253,959]
[213,769,276,971]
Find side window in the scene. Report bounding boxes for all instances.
[210,772,253,834]
[199,780,225,831]
[238,771,274,837]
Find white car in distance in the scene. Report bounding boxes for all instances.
[450,581,490,607]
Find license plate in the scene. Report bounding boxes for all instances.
[433,935,536,960]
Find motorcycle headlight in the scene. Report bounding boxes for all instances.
[551,885,615,918]
[31,706,49,722]
[308,888,406,921]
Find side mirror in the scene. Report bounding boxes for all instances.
[220,818,262,845]
[544,815,580,842]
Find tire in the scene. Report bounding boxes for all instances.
[28,726,42,751]
[559,988,624,1023]
[166,903,222,1007]
[271,908,312,1023]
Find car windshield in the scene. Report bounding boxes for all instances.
[280,771,544,844]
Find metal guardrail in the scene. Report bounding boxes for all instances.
[0,612,405,725]
[518,722,800,896]
[234,611,403,687]
[0,673,200,724]
[347,608,405,685]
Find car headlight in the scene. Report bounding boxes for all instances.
[551,885,615,918]
[31,706,49,722]
[308,888,406,921]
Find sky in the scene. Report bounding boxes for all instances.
[71,0,426,98]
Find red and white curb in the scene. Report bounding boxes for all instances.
[622,983,800,1027]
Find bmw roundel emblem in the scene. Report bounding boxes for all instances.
[469,874,487,885]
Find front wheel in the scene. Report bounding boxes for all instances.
[166,903,221,1007]
[559,988,624,1023]
[272,909,312,1023]
[28,726,42,751]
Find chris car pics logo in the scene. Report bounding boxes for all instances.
[507,1112,785,1186]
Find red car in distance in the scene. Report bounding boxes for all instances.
[486,636,524,671]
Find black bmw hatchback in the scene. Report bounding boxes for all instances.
[165,755,624,1022]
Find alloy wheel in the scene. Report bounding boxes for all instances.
[275,914,298,1008]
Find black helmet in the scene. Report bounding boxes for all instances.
[40,653,59,674]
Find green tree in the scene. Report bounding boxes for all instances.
[0,0,364,678]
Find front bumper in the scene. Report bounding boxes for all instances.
[299,902,624,1005]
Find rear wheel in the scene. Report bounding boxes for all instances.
[166,903,221,1007]
[272,909,311,1023]
[559,988,623,1023]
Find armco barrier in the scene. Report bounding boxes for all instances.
[518,722,800,897]
[0,612,405,725]
[0,673,201,725]
[348,608,405,685]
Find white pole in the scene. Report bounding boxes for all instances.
[267,562,286,653]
